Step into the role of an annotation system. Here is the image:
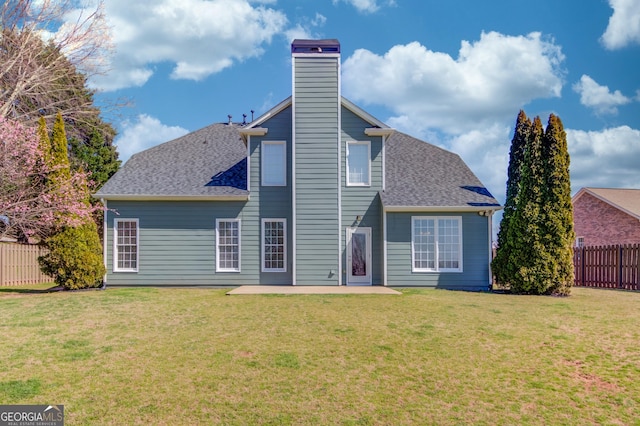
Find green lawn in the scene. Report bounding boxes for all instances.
[1,286,639,425]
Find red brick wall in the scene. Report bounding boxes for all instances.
[573,193,640,246]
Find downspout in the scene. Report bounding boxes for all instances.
[487,210,494,291]
[101,198,108,288]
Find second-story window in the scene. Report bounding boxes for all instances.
[347,141,371,186]
[262,141,286,186]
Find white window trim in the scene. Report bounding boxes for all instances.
[346,141,371,187]
[261,141,286,187]
[411,216,463,273]
[113,218,139,273]
[216,218,241,272]
[261,218,287,273]
[576,236,585,248]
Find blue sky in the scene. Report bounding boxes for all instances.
[79,0,639,206]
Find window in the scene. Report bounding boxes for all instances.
[216,219,240,272]
[114,219,139,272]
[412,216,462,272]
[262,141,286,186]
[346,141,371,186]
[262,219,286,272]
[576,237,585,248]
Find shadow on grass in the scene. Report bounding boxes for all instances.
[0,282,105,294]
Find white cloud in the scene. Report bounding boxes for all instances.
[446,124,512,201]
[115,114,189,162]
[601,0,640,49]
[284,13,327,43]
[342,32,565,135]
[573,75,631,114]
[567,126,640,190]
[86,0,288,91]
[332,0,395,14]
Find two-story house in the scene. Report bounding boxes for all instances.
[95,39,501,290]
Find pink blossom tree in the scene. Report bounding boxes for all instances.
[0,117,95,242]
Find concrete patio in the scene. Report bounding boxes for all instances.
[226,285,402,295]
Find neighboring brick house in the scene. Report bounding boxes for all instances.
[572,187,640,247]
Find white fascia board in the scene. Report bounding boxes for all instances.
[239,128,268,137]
[383,205,502,213]
[95,194,250,202]
[292,53,340,59]
[245,97,292,128]
[341,97,389,129]
[365,128,394,137]
[575,188,640,221]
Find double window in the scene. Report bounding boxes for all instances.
[346,141,371,186]
[262,219,286,272]
[216,219,241,272]
[114,219,139,272]
[262,141,286,186]
[412,216,462,272]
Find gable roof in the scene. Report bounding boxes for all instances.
[381,131,500,211]
[573,187,640,220]
[245,96,389,131]
[95,123,248,201]
[96,103,500,211]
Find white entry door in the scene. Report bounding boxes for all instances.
[346,227,372,285]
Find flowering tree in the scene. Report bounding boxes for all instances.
[0,117,95,241]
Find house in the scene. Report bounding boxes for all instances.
[95,39,501,290]
[572,187,640,247]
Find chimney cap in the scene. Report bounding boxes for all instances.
[291,39,340,54]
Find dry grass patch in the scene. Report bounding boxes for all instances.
[0,286,639,424]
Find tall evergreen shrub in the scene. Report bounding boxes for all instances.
[493,110,530,286]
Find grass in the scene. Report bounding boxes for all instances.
[0,286,639,425]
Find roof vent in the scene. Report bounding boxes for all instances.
[227,114,232,125]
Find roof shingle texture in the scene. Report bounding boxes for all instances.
[96,123,248,198]
[381,131,499,208]
[97,123,499,209]
[582,188,640,217]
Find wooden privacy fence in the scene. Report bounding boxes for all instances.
[573,244,639,290]
[0,243,50,286]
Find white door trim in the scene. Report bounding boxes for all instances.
[346,227,372,286]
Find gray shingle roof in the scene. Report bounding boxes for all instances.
[95,123,248,199]
[381,131,500,209]
[97,120,499,210]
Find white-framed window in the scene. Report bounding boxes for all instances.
[262,219,286,272]
[216,219,241,272]
[412,216,463,272]
[576,237,585,248]
[114,218,139,272]
[262,141,286,186]
[346,141,371,186]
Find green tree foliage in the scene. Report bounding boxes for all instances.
[69,128,121,189]
[509,117,553,294]
[1,1,121,191]
[493,110,530,286]
[496,112,575,295]
[39,222,105,290]
[541,114,575,295]
[37,113,105,289]
[49,112,71,183]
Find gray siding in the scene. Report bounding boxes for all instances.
[105,107,296,287]
[249,106,293,284]
[386,212,491,290]
[340,106,384,284]
[105,201,251,286]
[293,55,340,285]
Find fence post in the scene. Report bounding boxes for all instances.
[581,246,586,287]
[618,245,623,289]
